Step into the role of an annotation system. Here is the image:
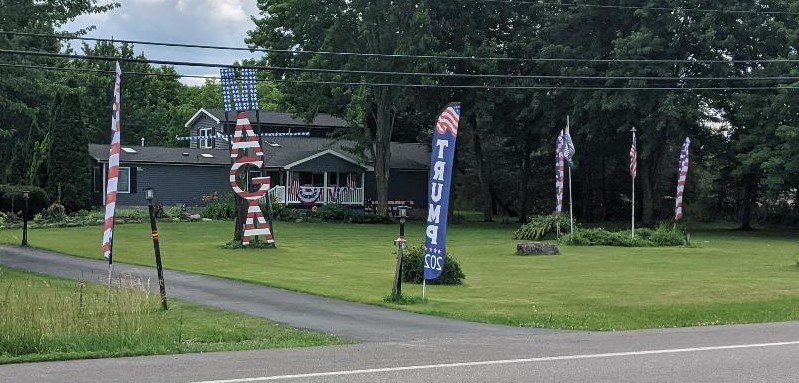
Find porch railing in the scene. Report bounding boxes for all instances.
[263,186,364,205]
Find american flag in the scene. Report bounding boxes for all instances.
[674,137,691,221]
[346,172,356,190]
[290,176,300,198]
[630,132,638,178]
[220,68,234,112]
[102,61,122,263]
[555,131,565,215]
[435,104,460,137]
[562,124,575,166]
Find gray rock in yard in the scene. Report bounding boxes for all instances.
[516,242,559,256]
[189,214,202,221]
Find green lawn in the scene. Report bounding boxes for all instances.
[0,267,346,364]
[2,220,798,330]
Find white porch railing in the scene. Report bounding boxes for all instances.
[262,185,363,206]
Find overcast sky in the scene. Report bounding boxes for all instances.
[64,0,261,85]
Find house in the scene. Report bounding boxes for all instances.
[89,109,430,214]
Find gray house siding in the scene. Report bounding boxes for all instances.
[289,153,365,173]
[190,115,226,150]
[364,170,428,213]
[111,163,231,207]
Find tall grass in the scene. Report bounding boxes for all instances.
[0,270,178,358]
[0,268,345,363]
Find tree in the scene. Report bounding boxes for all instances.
[247,0,435,215]
[0,0,116,185]
[46,86,91,212]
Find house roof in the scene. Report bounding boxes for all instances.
[184,108,350,129]
[89,144,232,166]
[89,138,430,170]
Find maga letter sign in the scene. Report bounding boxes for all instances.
[424,102,461,280]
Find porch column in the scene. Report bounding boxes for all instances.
[323,172,329,203]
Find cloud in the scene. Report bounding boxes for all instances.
[62,0,262,76]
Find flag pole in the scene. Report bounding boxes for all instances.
[422,279,426,301]
[631,127,636,239]
[567,116,574,237]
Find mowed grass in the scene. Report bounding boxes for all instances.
[2,220,799,330]
[0,267,346,364]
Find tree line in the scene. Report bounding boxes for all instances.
[3,0,799,229]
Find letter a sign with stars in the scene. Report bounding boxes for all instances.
[424,102,461,280]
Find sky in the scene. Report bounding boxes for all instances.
[64,0,261,86]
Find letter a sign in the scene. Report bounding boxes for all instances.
[424,102,460,280]
[221,67,275,246]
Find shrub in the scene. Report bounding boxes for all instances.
[350,214,393,224]
[164,204,189,221]
[0,184,49,220]
[562,224,683,247]
[200,193,236,220]
[314,203,352,222]
[40,203,67,223]
[649,223,684,246]
[514,214,572,240]
[400,244,465,285]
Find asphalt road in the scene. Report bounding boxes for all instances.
[1,245,798,383]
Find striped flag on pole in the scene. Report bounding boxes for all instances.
[290,175,300,198]
[555,131,565,215]
[102,61,122,262]
[346,172,356,190]
[674,137,691,221]
[630,132,638,178]
[562,124,576,166]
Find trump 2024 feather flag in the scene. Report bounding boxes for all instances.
[102,61,122,263]
[424,103,461,281]
[674,137,691,221]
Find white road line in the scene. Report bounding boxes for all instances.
[192,340,799,383]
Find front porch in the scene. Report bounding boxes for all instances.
[267,170,366,206]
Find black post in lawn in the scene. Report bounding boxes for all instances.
[21,191,29,247]
[391,206,410,301]
[144,188,168,310]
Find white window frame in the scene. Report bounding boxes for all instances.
[199,128,213,149]
[118,167,131,194]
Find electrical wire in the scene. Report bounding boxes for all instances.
[3,62,799,91]
[481,0,799,16]
[2,49,798,83]
[4,30,799,64]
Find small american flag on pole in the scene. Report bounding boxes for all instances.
[630,131,638,178]
[346,173,356,190]
[674,137,691,221]
[290,175,300,198]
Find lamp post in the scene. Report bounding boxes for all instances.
[145,188,168,310]
[21,191,29,247]
[391,205,410,301]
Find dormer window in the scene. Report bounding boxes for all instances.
[199,128,214,149]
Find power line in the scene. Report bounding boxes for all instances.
[482,0,799,16]
[3,48,799,83]
[3,62,799,91]
[4,30,799,64]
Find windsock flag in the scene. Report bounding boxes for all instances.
[102,61,122,262]
[424,103,460,280]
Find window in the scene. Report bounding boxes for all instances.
[118,167,131,193]
[93,166,103,193]
[199,128,214,149]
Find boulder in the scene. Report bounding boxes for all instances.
[189,214,202,221]
[516,242,559,256]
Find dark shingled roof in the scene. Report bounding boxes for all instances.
[89,138,429,170]
[204,108,349,128]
